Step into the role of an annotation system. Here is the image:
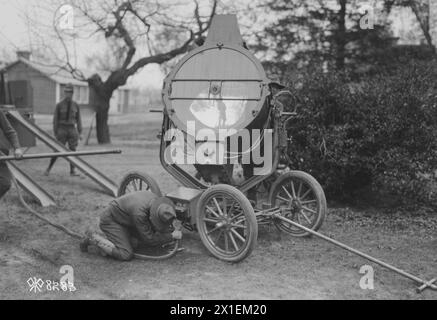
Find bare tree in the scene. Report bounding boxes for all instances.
[27,0,218,144]
[387,0,436,54]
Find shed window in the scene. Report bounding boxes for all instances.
[79,86,89,104]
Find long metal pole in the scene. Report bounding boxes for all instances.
[0,149,122,161]
[273,213,437,292]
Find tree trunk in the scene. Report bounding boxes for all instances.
[96,101,111,144]
[88,76,113,144]
[336,0,347,70]
[410,0,436,55]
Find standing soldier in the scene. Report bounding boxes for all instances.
[0,110,23,200]
[45,83,83,176]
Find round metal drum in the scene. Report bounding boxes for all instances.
[162,44,270,137]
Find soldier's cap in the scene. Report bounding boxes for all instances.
[270,82,286,90]
[269,76,286,90]
[64,83,74,92]
[150,197,177,233]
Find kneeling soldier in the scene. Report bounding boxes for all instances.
[81,190,182,261]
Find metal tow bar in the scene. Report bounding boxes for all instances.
[270,209,437,293]
[0,149,122,161]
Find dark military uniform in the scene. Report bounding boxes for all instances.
[99,191,174,261]
[0,111,20,199]
[47,97,83,174]
[53,98,82,149]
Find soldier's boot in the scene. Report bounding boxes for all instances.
[44,157,57,176]
[70,168,80,177]
[79,237,90,253]
[70,162,80,177]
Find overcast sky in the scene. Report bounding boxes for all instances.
[0,0,266,89]
[0,0,170,89]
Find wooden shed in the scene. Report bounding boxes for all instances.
[2,52,131,115]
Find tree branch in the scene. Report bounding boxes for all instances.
[108,0,218,89]
[408,0,435,54]
[121,30,194,84]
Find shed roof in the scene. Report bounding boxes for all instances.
[2,58,133,90]
[3,58,87,86]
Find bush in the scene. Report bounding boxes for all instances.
[284,60,437,206]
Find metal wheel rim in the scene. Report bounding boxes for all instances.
[198,193,251,258]
[272,177,320,233]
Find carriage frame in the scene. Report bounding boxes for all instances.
[118,87,328,262]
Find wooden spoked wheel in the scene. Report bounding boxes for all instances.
[196,185,258,263]
[118,172,162,197]
[269,171,327,237]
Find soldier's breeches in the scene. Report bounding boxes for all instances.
[50,125,79,173]
[56,125,79,150]
[99,206,134,261]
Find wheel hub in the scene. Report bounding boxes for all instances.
[216,216,233,230]
[286,198,302,213]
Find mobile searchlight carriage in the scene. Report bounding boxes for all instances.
[118,15,327,263]
[1,15,434,293]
